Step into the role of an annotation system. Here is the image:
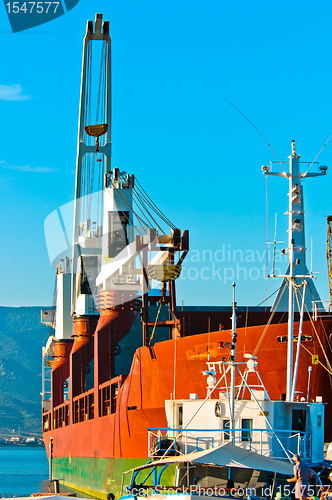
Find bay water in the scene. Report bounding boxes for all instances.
[0,445,49,498]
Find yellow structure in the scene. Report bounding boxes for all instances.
[327,216,332,306]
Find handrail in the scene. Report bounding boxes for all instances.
[148,427,312,461]
[72,387,94,402]
[99,374,125,390]
[148,427,312,434]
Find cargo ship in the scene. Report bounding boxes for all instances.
[41,14,332,499]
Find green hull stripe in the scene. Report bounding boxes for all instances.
[53,456,175,499]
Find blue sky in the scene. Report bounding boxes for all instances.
[1,0,332,308]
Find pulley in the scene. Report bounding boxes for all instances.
[147,264,182,282]
[84,123,108,151]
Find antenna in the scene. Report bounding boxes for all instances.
[273,213,277,276]
[221,94,286,174]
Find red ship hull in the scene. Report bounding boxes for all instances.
[43,315,332,497]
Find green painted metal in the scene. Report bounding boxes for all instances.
[53,456,176,499]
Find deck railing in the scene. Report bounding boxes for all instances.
[42,374,126,432]
[148,427,312,462]
[73,389,95,423]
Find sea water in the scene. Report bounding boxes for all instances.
[0,445,49,498]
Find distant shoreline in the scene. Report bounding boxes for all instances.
[0,441,44,447]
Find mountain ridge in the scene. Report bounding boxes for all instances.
[0,306,50,435]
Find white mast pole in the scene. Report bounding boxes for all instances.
[291,280,308,401]
[287,143,300,401]
[230,281,237,444]
[263,140,327,402]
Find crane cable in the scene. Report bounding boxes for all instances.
[107,186,150,233]
[95,41,106,124]
[116,185,154,231]
[131,186,166,235]
[134,178,176,229]
[122,174,172,232]
[107,188,144,235]
[117,174,167,234]
[149,302,163,347]
[133,187,169,231]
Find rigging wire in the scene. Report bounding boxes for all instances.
[107,186,147,234]
[265,174,269,312]
[96,41,106,124]
[221,95,286,175]
[301,343,332,376]
[89,42,107,228]
[297,281,332,382]
[255,310,288,360]
[118,172,172,233]
[114,183,152,231]
[252,282,288,357]
[106,172,179,239]
[79,38,108,233]
[81,39,93,225]
[149,302,162,346]
[131,186,165,234]
[222,283,288,358]
[305,133,332,175]
[290,278,332,386]
[133,189,173,231]
[253,281,287,310]
[134,178,176,229]
[133,185,171,231]
[303,300,332,374]
[78,35,178,239]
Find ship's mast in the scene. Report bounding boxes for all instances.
[71,14,111,316]
[229,281,237,443]
[262,141,327,401]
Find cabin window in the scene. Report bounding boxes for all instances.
[292,409,306,432]
[223,419,230,441]
[64,377,70,402]
[241,418,252,442]
[108,211,129,257]
[85,359,94,391]
[178,405,183,428]
[318,414,322,427]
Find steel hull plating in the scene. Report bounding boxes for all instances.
[51,456,149,498]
